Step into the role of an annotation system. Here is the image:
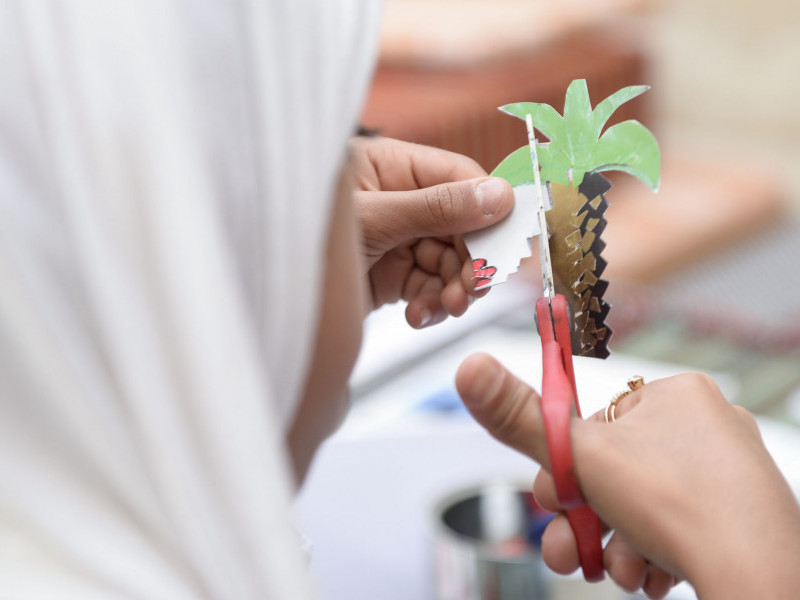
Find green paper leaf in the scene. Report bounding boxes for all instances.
[499,102,565,142]
[563,79,595,153]
[490,146,534,186]
[589,85,650,140]
[590,120,661,191]
[494,79,661,190]
[490,145,571,188]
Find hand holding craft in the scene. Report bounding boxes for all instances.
[455,355,800,599]
[349,136,514,328]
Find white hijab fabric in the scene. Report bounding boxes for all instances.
[0,1,381,597]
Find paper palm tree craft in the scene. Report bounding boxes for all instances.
[463,79,660,358]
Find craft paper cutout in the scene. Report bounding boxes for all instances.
[547,173,614,358]
[463,79,661,358]
[499,80,660,190]
[465,183,551,289]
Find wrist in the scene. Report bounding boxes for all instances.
[685,489,800,599]
[690,547,800,600]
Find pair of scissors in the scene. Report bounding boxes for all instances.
[525,115,605,582]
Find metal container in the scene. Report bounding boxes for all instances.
[432,482,552,600]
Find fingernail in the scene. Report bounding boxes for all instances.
[419,308,432,328]
[477,178,506,215]
[464,358,503,408]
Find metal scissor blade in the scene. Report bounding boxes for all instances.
[525,114,555,301]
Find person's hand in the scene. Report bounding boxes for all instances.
[455,355,800,599]
[348,136,514,328]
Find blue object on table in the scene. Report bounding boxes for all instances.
[415,388,469,414]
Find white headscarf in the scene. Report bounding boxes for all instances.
[0,1,381,597]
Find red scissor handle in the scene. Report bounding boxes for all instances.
[536,295,604,582]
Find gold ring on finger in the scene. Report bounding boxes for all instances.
[604,375,645,424]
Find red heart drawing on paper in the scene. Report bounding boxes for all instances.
[472,258,497,289]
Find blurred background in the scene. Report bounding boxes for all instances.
[295,2,800,599]
[355,0,800,419]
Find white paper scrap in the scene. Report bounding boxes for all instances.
[463,183,551,289]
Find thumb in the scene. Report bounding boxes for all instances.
[455,353,551,469]
[356,177,513,244]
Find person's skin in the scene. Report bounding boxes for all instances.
[350,135,513,327]
[456,354,800,599]
[287,137,514,483]
[287,169,367,485]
